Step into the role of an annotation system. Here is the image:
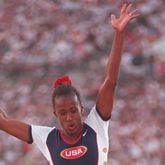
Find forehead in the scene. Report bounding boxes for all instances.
[54,94,79,109]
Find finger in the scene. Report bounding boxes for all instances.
[129,9,139,16]
[111,14,116,21]
[129,9,140,19]
[120,3,127,14]
[130,13,140,20]
[126,4,133,14]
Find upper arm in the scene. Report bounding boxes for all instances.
[0,109,30,143]
[85,106,110,133]
[31,125,54,160]
[96,78,116,120]
[1,118,31,143]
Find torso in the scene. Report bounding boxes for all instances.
[46,124,98,165]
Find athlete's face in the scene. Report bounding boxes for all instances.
[54,94,83,139]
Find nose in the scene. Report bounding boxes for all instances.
[66,113,72,121]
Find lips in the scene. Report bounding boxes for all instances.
[67,123,77,132]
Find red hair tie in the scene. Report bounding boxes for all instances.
[53,75,72,88]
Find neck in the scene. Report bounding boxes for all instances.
[62,124,83,143]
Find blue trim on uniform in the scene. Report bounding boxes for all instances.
[95,105,111,121]
[27,125,33,144]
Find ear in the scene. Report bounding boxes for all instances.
[53,111,58,118]
[80,105,84,114]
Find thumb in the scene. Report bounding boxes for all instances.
[111,14,116,21]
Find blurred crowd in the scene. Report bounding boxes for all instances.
[0,0,164,165]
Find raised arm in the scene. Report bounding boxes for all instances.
[0,108,31,143]
[96,4,139,120]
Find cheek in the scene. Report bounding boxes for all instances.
[75,112,83,121]
[53,112,64,125]
[57,117,66,128]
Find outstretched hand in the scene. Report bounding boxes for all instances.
[111,4,140,32]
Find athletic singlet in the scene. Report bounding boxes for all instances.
[29,106,110,165]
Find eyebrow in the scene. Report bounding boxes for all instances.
[57,105,78,112]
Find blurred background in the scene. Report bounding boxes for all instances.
[0,0,164,164]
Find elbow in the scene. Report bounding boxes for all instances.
[104,77,117,89]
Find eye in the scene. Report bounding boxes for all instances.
[59,111,67,116]
[70,107,78,114]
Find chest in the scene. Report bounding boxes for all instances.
[46,127,98,165]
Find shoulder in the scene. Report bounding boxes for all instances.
[29,125,56,144]
[85,106,110,133]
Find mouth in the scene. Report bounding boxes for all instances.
[67,123,76,131]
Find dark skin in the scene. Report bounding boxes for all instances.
[96,4,139,119]
[53,94,84,142]
[0,4,139,142]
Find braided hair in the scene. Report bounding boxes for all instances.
[52,75,82,110]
